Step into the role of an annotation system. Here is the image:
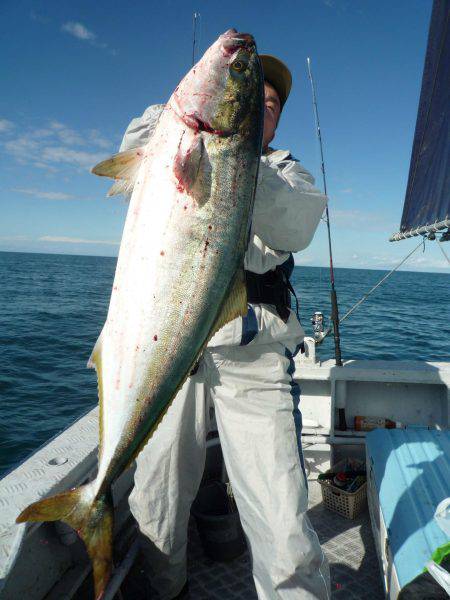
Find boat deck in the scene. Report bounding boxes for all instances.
[119,481,384,599]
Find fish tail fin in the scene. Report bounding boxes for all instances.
[16,483,113,600]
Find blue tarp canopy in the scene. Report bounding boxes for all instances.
[391,0,450,241]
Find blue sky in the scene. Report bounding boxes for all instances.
[0,0,447,271]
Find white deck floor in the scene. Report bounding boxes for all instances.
[117,481,385,599]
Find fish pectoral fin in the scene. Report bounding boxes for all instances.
[107,180,129,197]
[212,268,248,336]
[91,147,145,196]
[16,484,113,600]
[173,134,211,206]
[91,147,144,179]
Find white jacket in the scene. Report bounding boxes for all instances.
[120,105,327,347]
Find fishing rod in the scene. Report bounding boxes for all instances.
[306,58,345,430]
[192,12,200,66]
[306,59,343,366]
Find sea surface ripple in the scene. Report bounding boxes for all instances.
[0,251,448,475]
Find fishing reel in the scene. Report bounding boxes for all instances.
[311,311,326,343]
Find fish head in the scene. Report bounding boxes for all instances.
[170,29,264,139]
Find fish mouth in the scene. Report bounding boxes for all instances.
[169,99,228,137]
[183,114,227,136]
[220,30,255,56]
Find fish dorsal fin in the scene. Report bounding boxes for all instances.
[212,268,248,337]
[91,147,145,196]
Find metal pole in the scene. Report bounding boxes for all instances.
[306,58,345,428]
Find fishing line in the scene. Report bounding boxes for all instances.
[317,237,427,342]
[437,237,450,267]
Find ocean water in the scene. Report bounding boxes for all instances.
[0,251,448,476]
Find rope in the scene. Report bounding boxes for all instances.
[437,237,450,267]
[318,237,426,342]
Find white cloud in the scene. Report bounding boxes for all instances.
[49,120,64,130]
[4,137,40,163]
[350,249,449,272]
[30,127,54,139]
[61,21,96,42]
[45,121,112,148]
[339,188,353,194]
[399,255,449,270]
[12,188,76,201]
[41,146,106,169]
[0,235,30,242]
[50,122,86,146]
[2,119,112,172]
[32,14,116,54]
[39,236,119,246]
[0,119,14,133]
[293,254,315,265]
[88,129,112,149]
[61,21,116,54]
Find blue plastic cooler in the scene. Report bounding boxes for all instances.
[366,428,450,594]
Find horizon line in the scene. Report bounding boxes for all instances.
[0,249,448,275]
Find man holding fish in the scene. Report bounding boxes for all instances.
[17,30,329,600]
[121,51,330,599]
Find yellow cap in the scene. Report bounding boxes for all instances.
[259,54,292,109]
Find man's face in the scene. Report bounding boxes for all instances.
[262,81,281,150]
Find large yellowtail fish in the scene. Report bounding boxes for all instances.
[17,29,264,599]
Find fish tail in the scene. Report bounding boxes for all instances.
[16,483,113,600]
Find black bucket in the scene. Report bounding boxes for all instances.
[191,481,246,562]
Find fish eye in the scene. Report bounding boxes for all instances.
[231,60,246,73]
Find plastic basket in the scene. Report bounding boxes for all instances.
[319,459,367,519]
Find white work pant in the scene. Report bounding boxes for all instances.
[129,334,330,600]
